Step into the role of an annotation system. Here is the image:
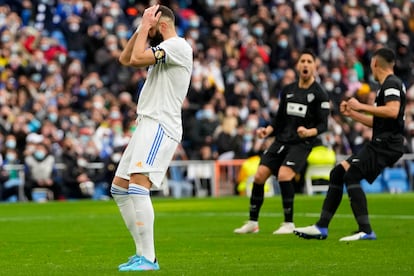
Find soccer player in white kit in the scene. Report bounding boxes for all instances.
[110,4,193,271]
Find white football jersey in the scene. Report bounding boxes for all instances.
[136,37,193,142]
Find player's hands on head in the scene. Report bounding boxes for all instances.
[142,4,161,28]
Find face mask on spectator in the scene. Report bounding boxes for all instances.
[378,35,387,44]
[348,16,358,25]
[1,35,10,43]
[109,9,120,17]
[246,119,259,130]
[34,150,46,160]
[349,75,358,83]
[6,153,16,161]
[203,110,214,120]
[110,111,121,120]
[301,28,311,36]
[253,27,264,37]
[40,44,50,51]
[111,152,122,163]
[189,31,199,40]
[117,30,128,39]
[332,72,341,82]
[278,40,288,49]
[93,102,103,109]
[48,113,58,123]
[371,23,381,33]
[69,23,80,32]
[80,135,90,144]
[189,19,200,28]
[192,81,202,90]
[31,73,42,82]
[6,140,16,149]
[324,81,334,91]
[244,133,253,142]
[107,43,118,51]
[48,65,57,73]
[0,14,6,26]
[58,54,67,65]
[104,22,114,31]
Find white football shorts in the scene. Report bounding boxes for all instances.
[115,115,179,188]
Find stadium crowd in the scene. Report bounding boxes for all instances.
[0,0,414,201]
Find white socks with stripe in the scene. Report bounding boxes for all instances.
[111,184,142,256]
[128,184,155,263]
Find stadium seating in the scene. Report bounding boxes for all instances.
[360,175,385,193]
[304,146,336,195]
[382,167,409,193]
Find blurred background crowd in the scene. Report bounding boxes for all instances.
[0,0,414,201]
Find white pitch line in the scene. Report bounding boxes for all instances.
[0,212,413,222]
[155,212,414,220]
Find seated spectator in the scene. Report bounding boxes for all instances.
[213,114,244,159]
[0,148,22,201]
[60,137,94,199]
[24,141,61,201]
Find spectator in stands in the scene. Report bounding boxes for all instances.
[234,49,330,235]
[0,147,21,201]
[59,137,93,199]
[61,15,87,62]
[94,34,122,87]
[326,66,347,116]
[213,112,244,160]
[189,103,220,156]
[24,141,60,201]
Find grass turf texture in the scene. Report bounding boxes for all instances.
[0,194,413,275]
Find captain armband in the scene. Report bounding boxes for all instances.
[151,46,166,64]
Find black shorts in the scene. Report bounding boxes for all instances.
[347,134,404,183]
[260,141,313,176]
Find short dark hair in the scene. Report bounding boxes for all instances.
[299,48,316,61]
[156,5,175,22]
[373,48,395,64]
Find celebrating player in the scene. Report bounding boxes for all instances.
[294,48,406,241]
[234,49,330,234]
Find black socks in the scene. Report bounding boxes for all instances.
[317,165,345,228]
[279,181,294,222]
[249,183,264,221]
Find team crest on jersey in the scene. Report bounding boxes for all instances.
[307,93,315,102]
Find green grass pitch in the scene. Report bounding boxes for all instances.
[0,194,413,275]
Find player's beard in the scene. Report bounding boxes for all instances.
[149,30,164,47]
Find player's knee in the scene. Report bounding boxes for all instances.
[254,166,271,183]
[343,166,364,186]
[277,165,295,182]
[329,164,345,187]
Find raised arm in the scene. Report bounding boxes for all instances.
[118,4,160,67]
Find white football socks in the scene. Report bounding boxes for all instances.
[111,184,143,256]
[128,184,155,263]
